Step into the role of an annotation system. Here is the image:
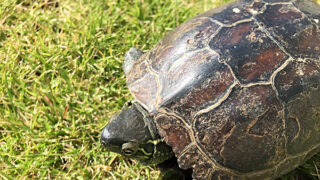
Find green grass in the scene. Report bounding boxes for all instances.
[0,0,319,179]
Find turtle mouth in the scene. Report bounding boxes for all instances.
[100,128,124,153]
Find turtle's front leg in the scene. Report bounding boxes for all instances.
[123,47,144,76]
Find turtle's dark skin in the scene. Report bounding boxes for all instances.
[101,0,320,179]
[101,100,173,165]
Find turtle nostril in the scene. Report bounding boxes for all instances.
[101,139,109,147]
[100,128,110,147]
[100,137,107,146]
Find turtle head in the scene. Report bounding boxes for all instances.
[101,102,173,165]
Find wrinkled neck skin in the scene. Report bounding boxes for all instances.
[101,101,173,165]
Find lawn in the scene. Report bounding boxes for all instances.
[0,0,319,179]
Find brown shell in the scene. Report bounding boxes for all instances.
[126,0,320,179]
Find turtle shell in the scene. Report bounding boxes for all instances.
[126,0,320,179]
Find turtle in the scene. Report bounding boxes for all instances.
[101,0,320,179]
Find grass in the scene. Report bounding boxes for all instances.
[0,0,319,179]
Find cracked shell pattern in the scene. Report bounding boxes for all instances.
[209,20,289,84]
[256,3,320,58]
[194,85,285,173]
[126,0,320,179]
[162,58,234,124]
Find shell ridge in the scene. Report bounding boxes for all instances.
[157,107,191,129]
[261,0,295,5]
[177,143,197,160]
[267,58,294,159]
[144,60,162,111]
[251,16,292,167]
[249,7,297,160]
[207,18,225,27]
[250,14,294,59]
[285,114,301,144]
[193,81,237,118]
[167,48,208,72]
[222,61,241,84]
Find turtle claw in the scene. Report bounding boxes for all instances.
[123,47,144,76]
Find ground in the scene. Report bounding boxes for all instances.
[0,0,319,179]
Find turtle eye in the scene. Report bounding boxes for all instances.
[127,101,133,107]
[122,142,138,156]
[121,101,134,111]
[122,148,136,155]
